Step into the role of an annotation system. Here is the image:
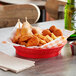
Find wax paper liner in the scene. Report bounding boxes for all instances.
[7,20,75,49]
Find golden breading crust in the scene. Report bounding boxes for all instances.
[21,28,33,36]
[21,22,33,36]
[26,36,39,47]
[49,25,57,32]
[53,29,63,37]
[19,42,26,46]
[42,29,52,37]
[12,29,21,43]
[19,35,32,42]
[32,28,38,34]
[32,27,42,34]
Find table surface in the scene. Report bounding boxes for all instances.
[0,19,75,76]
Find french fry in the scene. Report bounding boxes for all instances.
[51,33,57,40]
[39,38,46,45]
[44,35,53,43]
[35,34,45,40]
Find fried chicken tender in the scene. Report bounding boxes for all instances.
[21,22,33,36]
[51,33,57,40]
[42,29,52,37]
[38,43,43,46]
[53,29,63,37]
[19,42,26,46]
[19,35,32,42]
[32,28,38,34]
[12,29,21,43]
[44,35,53,43]
[49,25,57,32]
[26,36,39,47]
[32,27,42,34]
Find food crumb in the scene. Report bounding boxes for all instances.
[2,41,7,44]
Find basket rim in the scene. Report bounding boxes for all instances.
[14,40,67,50]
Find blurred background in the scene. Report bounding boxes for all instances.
[0,0,67,28]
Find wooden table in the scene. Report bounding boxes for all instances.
[0,20,75,76]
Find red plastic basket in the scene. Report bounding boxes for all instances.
[14,41,66,59]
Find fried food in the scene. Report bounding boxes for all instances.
[38,43,43,46]
[32,27,42,34]
[49,25,57,32]
[19,35,32,42]
[53,29,63,37]
[51,33,57,40]
[12,37,18,43]
[39,38,46,45]
[42,29,52,37]
[21,22,33,36]
[44,35,53,43]
[21,28,33,36]
[35,34,45,40]
[19,41,26,46]
[12,19,63,47]
[12,29,21,43]
[32,28,38,34]
[26,36,39,47]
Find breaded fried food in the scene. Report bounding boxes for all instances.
[38,43,43,46]
[51,33,57,40]
[12,29,21,43]
[44,35,53,43]
[53,29,63,37]
[26,36,39,47]
[12,37,18,43]
[49,25,57,32]
[19,35,32,42]
[21,28,33,36]
[35,34,45,40]
[21,22,33,36]
[21,28,28,35]
[32,28,38,34]
[19,42,26,46]
[39,38,46,45]
[32,27,42,34]
[42,29,52,37]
